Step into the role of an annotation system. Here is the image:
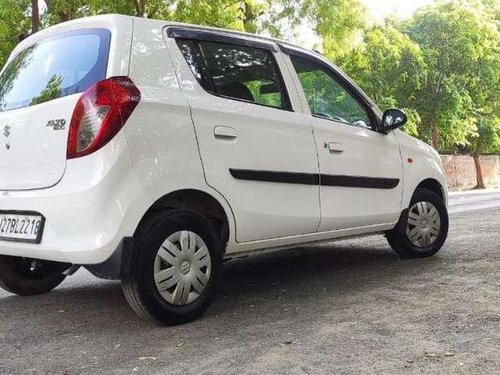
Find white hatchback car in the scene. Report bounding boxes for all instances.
[0,15,448,324]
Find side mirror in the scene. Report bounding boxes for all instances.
[381,109,407,131]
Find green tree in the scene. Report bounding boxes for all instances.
[338,23,427,136]
[0,0,31,67]
[464,0,500,187]
[174,0,244,30]
[305,0,367,59]
[269,0,368,56]
[404,0,497,150]
[1,0,498,178]
[38,0,268,30]
[43,0,89,22]
[172,1,269,32]
[1,0,273,68]
[471,116,500,187]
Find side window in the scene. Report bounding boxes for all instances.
[290,55,371,128]
[177,39,291,110]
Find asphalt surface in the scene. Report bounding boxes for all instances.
[1,190,499,374]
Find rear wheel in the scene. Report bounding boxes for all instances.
[0,256,68,295]
[386,188,448,258]
[122,210,223,325]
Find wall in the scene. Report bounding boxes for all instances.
[440,154,500,190]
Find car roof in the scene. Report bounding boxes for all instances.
[12,14,319,60]
[133,15,323,61]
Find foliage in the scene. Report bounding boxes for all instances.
[0,0,31,67]
[0,0,498,156]
[334,0,499,153]
[403,0,499,150]
[337,23,427,137]
[302,0,367,59]
[266,0,367,55]
[173,0,256,31]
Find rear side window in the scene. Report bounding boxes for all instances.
[0,29,110,112]
[177,39,291,111]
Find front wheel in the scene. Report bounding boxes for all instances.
[0,256,69,295]
[122,210,223,325]
[386,188,449,258]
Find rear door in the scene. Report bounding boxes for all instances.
[166,29,320,242]
[286,51,403,230]
[0,29,111,190]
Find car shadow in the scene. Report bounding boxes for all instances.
[0,237,446,333]
[214,240,445,315]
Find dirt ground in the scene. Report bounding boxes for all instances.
[0,191,499,374]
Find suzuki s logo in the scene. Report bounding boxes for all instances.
[3,125,10,138]
[3,125,10,150]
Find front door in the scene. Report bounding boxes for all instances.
[288,52,403,231]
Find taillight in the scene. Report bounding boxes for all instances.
[67,76,140,159]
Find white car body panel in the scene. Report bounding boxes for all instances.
[0,16,133,191]
[164,34,321,243]
[281,48,404,230]
[395,130,448,208]
[124,18,237,249]
[0,133,152,264]
[0,15,448,265]
[312,120,403,230]
[0,94,78,190]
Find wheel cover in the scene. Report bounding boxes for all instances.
[406,201,441,248]
[153,230,211,306]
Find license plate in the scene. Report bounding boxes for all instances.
[0,211,45,244]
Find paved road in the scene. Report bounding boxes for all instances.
[1,190,499,374]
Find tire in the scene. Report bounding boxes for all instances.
[122,209,223,325]
[0,256,68,295]
[386,188,449,258]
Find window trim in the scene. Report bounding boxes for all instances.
[175,38,293,112]
[280,44,383,131]
[166,26,279,52]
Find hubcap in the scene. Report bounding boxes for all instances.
[179,260,191,275]
[406,201,441,248]
[153,230,211,306]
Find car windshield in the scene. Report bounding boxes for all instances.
[0,29,110,112]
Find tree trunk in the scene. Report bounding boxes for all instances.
[133,0,147,17]
[31,0,40,34]
[473,136,485,189]
[430,119,440,149]
[44,0,74,22]
[242,1,259,33]
[58,11,72,22]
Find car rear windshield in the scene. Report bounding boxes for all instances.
[0,29,110,112]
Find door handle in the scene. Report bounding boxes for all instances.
[214,126,237,140]
[325,142,344,154]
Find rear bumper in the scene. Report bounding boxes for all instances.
[0,135,152,265]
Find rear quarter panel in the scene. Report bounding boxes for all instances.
[125,19,236,246]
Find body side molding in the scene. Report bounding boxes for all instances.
[229,168,399,189]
